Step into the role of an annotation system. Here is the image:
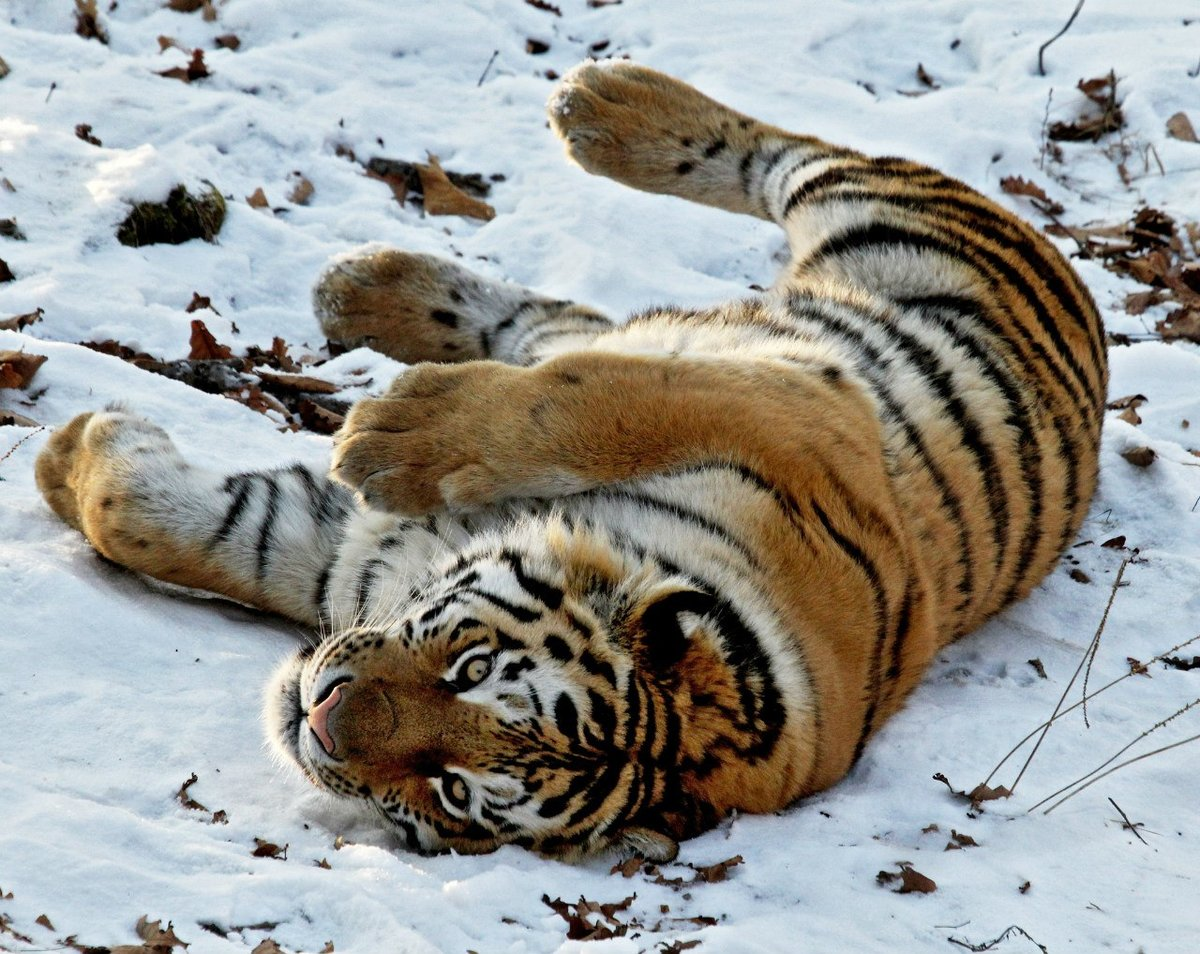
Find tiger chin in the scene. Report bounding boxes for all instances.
[36,62,1105,862]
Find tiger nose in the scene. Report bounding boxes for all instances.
[308,683,344,755]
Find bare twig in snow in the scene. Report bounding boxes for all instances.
[1106,797,1148,844]
[1038,0,1086,77]
[982,632,1200,787]
[948,924,1049,953]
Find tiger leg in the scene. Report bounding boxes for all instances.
[331,346,888,516]
[35,410,458,627]
[313,250,614,366]
[548,61,856,223]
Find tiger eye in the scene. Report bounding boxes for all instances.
[463,656,491,686]
[445,775,469,808]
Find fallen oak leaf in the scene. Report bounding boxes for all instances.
[1156,304,1200,344]
[185,292,218,314]
[0,259,13,282]
[417,155,496,221]
[176,772,208,812]
[251,941,286,954]
[35,915,55,930]
[1166,111,1198,143]
[252,838,288,860]
[158,48,210,83]
[246,187,270,209]
[287,174,315,206]
[876,863,936,894]
[214,34,241,51]
[1120,446,1156,467]
[135,915,189,949]
[188,319,233,360]
[256,369,339,395]
[999,176,1064,215]
[0,351,47,389]
[0,307,43,331]
[687,854,743,883]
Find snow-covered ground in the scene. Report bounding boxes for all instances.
[2,2,1199,951]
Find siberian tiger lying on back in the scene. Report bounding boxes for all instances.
[36,62,1106,862]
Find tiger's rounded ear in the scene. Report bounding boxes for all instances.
[612,826,679,863]
[629,584,717,673]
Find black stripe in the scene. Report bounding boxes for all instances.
[785,295,976,614]
[597,490,760,569]
[782,165,866,219]
[500,549,564,611]
[255,475,282,580]
[804,220,1099,417]
[354,558,386,620]
[211,474,253,548]
[313,556,335,620]
[462,587,541,624]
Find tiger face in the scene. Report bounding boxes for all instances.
[265,538,713,862]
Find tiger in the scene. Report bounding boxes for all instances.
[35,61,1106,862]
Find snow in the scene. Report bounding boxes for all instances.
[2,1,1199,952]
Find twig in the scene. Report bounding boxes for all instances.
[1007,557,1130,792]
[0,425,45,470]
[948,924,1049,953]
[1082,556,1131,727]
[982,632,1200,786]
[1038,88,1054,172]
[1107,797,1148,845]
[476,49,499,87]
[1040,732,1200,815]
[1037,0,1086,76]
[45,80,57,103]
[1028,696,1199,812]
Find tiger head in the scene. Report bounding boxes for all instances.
[265,519,786,861]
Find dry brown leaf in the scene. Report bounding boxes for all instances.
[75,123,102,146]
[1027,657,1048,679]
[526,38,551,55]
[1107,393,1148,410]
[1157,305,1200,343]
[135,915,188,949]
[35,914,54,931]
[158,48,210,83]
[257,370,338,394]
[75,0,108,44]
[1120,446,1156,467]
[1166,111,1198,143]
[417,156,496,221]
[251,941,286,954]
[0,259,14,283]
[688,854,743,883]
[525,0,562,13]
[1117,406,1142,426]
[287,174,315,206]
[246,187,270,209]
[0,308,43,332]
[877,863,937,894]
[999,176,1064,215]
[0,351,47,389]
[1069,567,1091,584]
[1124,289,1167,315]
[320,944,334,954]
[915,63,939,89]
[158,35,180,52]
[185,292,218,314]
[215,34,241,51]
[1,411,40,427]
[1101,535,1127,549]
[298,399,345,434]
[176,772,208,812]
[188,319,233,360]
[252,837,288,859]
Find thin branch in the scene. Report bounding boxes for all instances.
[1107,797,1148,845]
[1082,556,1130,727]
[1038,0,1086,77]
[1040,732,1200,815]
[476,49,499,87]
[1008,557,1129,792]
[1028,696,1199,812]
[982,632,1200,787]
[948,924,1050,953]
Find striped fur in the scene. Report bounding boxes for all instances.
[36,63,1105,861]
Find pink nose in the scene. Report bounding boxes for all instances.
[308,684,344,755]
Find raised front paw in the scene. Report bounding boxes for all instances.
[547,61,753,192]
[331,362,579,515]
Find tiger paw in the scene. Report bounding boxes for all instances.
[35,409,180,548]
[547,61,756,195]
[331,361,581,515]
[313,249,541,364]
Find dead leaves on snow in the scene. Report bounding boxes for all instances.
[1048,71,1124,143]
[876,862,937,894]
[0,350,47,389]
[83,317,351,435]
[364,156,497,221]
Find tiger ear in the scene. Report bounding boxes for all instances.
[612,825,680,863]
[630,584,717,673]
